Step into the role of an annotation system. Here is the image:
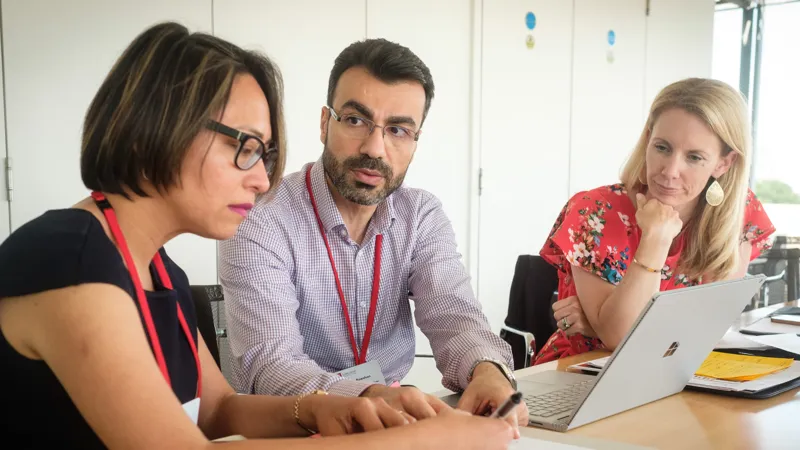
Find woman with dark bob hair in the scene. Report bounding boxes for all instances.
[0,22,512,449]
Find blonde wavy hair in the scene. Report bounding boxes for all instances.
[620,78,751,282]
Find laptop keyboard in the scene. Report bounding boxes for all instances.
[524,379,594,418]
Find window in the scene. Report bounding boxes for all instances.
[751,1,800,237]
[711,7,742,91]
[713,1,800,238]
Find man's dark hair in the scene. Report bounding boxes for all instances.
[327,38,435,124]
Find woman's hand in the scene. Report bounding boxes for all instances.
[635,193,683,246]
[300,393,412,436]
[413,408,515,450]
[553,296,596,337]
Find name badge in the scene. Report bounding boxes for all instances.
[336,360,386,384]
[182,397,200,425]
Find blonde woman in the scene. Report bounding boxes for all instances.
[535,78,775,364]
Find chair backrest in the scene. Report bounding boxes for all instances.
[502,255,559,365]
[748,237,800,305]
[190,285,225,369]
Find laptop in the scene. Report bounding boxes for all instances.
[444,275,765,432]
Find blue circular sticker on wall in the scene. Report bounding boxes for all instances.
[525,12,536,30]
[607,30,616,46]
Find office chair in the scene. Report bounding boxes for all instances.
[500,255,559,369]
[190,284,227,369]
[747,237,800,307]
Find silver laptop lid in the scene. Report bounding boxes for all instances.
[566,275,765,429]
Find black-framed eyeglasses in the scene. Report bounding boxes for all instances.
[326,106,420,150]
[206,120,278,174]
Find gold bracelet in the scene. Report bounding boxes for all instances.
[293,390,327,435]
[633,257,660,273]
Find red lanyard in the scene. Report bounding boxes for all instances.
[90,192,202,398]
[305,168,382,365]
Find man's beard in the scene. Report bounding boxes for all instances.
[321,144,407,206]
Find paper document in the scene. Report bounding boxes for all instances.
[570,358,800,393]
[511,436,591,449]
[695,352,793,381]
[715,330,770,350]
[744,333,800,356]
[569,356,610,374]
[690,362,800,392]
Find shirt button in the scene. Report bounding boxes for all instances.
[339,229,348,238]
[359,301,368,308]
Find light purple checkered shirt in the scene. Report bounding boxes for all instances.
[219,159,512,397]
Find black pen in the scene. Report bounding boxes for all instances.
[490,392,522,419]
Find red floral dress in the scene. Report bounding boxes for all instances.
[533,184,776,365]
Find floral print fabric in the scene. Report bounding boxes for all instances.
[534,184,775,364]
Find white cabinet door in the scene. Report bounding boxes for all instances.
[367,0,473,358]
[367,0,473,267]
[569,0,647,195]
[644,0,715,113]
[477,0,575,335]
[2,0,217,284]
[213,0,367,174]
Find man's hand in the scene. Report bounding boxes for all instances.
[457,362,527,437]
[361,384,450,420]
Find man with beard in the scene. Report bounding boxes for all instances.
[219,38,526,431]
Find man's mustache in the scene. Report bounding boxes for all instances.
[344,156,392,179]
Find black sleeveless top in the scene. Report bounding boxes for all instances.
[0,209,199,448]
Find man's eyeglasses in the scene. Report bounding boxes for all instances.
[326,106,420,150]
[206,120,278,174]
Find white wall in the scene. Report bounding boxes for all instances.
[214,1,367,173]
[367,1,473,262]
[367,0,474,357]
[0,0,218,284]
[215,1,475,360]
[0,0,716,386]
[645,0,716,114]
[569,0,647,195]
[474,0,716,342]
[214,0,474,268]
[477,0,575,345]
[0,26,9,243]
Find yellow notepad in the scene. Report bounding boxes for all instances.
[695,351,794,381]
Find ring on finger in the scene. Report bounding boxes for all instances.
[562,317,571,329]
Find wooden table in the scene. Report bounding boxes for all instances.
[513,301,799,450]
